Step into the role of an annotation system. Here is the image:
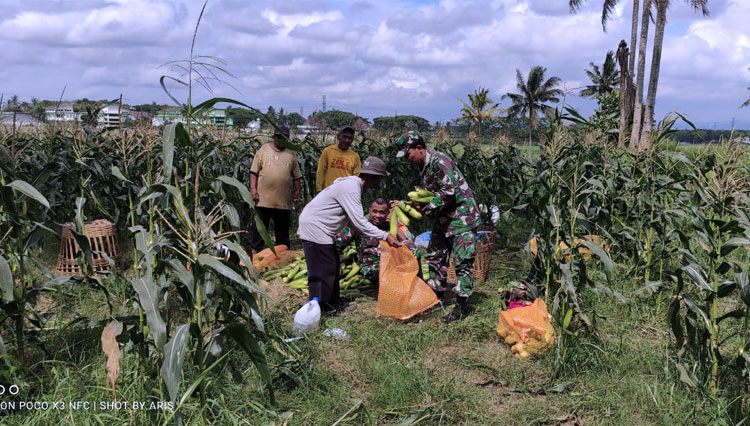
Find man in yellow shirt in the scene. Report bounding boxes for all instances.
[316,126,361,193]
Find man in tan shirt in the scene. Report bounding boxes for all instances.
[315,125,361,193]
[250,126,302,252]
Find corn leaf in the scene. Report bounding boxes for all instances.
[162,123,176,182]
[675,362,698,387]
[131,277,166,350]
[198,254,246,288]
[683,294,711,331]
[737,272,750,306]
[0,256,14,302]
[101,321,123,400]
[681,264,713,293]
[7,180,50,209]
[580,239,613,276]
[161,324,190,404]
[222,323,274,404]
[166,259,194,299]
[111,166,131,184]
[668,297,684,348]
[215,176,273,252]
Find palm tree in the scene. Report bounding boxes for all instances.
[459,87,501,137]
[571,0,709,149]
[502,66,563,158]
[639,0,709,149]
[629,0,653,149]
[580,51,620,98]
[570,0,641,148]
[5,95,22,112]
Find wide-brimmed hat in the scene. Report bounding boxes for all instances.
[395,131,424,158]
[359,156,389,177]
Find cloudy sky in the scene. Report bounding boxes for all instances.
[1,0,749,129]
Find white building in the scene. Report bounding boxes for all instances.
[97,104,130,128]
[45,102,78,122]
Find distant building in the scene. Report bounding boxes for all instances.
[98,104,131,128]
[45,102,78,122]
[152,107,233,129]
[205,108,234,128]
[152,107,185,126]
[130,110,152,122]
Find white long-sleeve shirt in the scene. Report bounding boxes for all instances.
[298,176,389,245]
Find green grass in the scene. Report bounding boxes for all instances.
[1,232,745,425]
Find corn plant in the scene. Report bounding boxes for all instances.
[0,175,71,367]
[517,119,621,367]
[668,142,750,394]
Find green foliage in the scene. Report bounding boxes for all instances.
[226,106,262,128]
[312,109,367,130]
[458,87,501,137]
[579,50,620,98]
[503,65,564,157]
[372,115,431,133]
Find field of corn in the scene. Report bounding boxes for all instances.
[2,108,750,425]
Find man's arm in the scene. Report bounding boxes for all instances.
[339,192,401,247]
[352,153,361,175]
[316,148,327,193]
[334,226,355,253]
[292,155,303,202]
[250,173,259,204]
[249,151,262,204]
[422,164,456,217]
[293,178,301,203]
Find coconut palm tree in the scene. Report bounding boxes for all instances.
[571,0,710,149]
[459,87,501,137]
[570,0,641,147]
[639,0,709,149]
[569,0,639,76]
[580,51,620,98]
[502,66,563,158]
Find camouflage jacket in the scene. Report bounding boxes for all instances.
[335,216,417,280]
[418,150,479,236]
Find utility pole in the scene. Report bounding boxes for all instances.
[322,95,326,112]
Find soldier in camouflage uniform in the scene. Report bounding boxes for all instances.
[335,198,417,283]
[395,131,480,322]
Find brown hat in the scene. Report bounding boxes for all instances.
[359,156,389,177]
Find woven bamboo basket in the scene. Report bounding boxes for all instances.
[55,219,123,276]
[447,226,497,284]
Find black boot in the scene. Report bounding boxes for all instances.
[443,296,467,323]
[435,290,445,304]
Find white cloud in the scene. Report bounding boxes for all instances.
[0,0,748,128]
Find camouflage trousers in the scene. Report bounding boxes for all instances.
[426,228,477,297]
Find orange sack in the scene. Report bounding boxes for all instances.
[376,242,438,320]
[243,245,293,273]
[497,298,556,359]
